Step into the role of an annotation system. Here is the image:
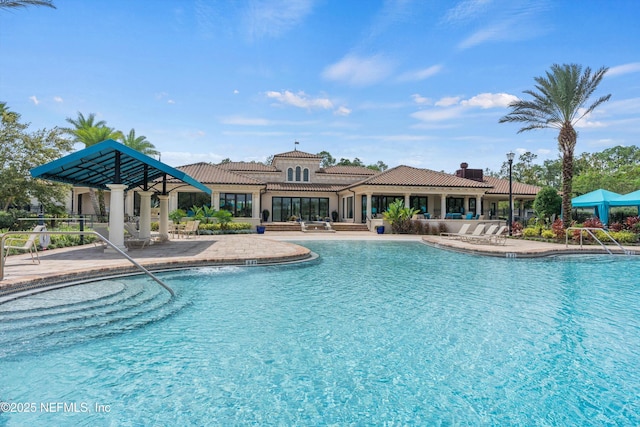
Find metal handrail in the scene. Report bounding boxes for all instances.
[565,227,630,255]
[1,230,175,297]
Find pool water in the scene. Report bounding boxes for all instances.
[1,241,639,425]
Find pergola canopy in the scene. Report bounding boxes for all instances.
[610,189,640,207]
[571,189,621,224]
[30,139,211,194]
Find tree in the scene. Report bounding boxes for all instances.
[382,200,419,234]
[63,112,123,217]
[0,104,72,211]
[317,151,336,168]
[337,157,365,167]
[533,187,562,223]
[368,161,388,171]
[499,64,610,227]
[0,0,55,9]
[118,129,159,157]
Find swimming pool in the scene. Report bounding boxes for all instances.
[1,241,639,425]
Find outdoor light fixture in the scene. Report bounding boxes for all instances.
[507,151,515,236]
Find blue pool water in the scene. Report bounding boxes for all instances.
[1,241,639,425]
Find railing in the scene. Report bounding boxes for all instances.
[1,230,175,297]
[565,227,632,255]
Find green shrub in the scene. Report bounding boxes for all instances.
[522,227,540,238]
[608,231,638,244]
[541,230,555,239]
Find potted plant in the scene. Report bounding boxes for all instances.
[331,210,338,222]
[376,225,385,234]
[262,209,270,222]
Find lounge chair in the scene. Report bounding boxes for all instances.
[124,222,151,248]
[3,225,46,264]
[92,225,109,248]
[180,220,200,239]
[462,225,508,245]
[440,223,472,239]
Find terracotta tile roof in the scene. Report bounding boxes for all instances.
[273,150,323,159]
[266,182,344,192]
[350,165,493,188]
[319,165,378,175]
[483,176,541,195]
[216,161,277,172]
[172,162,264,185]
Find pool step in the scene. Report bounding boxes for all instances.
[0,279,187,359]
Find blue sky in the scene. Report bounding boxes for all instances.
[2,0,639,173]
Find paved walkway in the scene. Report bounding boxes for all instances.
[1,232,637,295]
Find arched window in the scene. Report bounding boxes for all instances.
[287,168,293,181]
[295,166,301,181]
[303,168,309,182]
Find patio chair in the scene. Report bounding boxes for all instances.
[180,220,200,239]
[462,224,505,244]
[124,222,151,249]
[92,225,109,248]
[455,223,485,241]
[3,225,46,264]
[440,223,472,239]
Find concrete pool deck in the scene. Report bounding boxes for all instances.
[1,231,637,295]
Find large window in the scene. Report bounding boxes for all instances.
[362,195,404,221]
[220,193,252,217]
[410,196,428,214]
[446,197,465,214]
[178,192,210,211]
[272,197,329,221]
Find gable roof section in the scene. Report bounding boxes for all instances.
[216,161,277,172]
[319,165,378,176]
[31,139,211,194]
[273,150,323,160]
[347,165,493,188]
[174,162,264,185]
[483,176,542,195]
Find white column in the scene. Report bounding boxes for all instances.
[212,191,220,210]
[106,184,127,252]
[124,190,135,218]
[440,194,447,219]
[476,195,482,216]
[157,194,170,242]
[169,192,178,212]
[366,193,372,219]
[252,191,260,219]
[404,193,410,208]
[138,190,154,240]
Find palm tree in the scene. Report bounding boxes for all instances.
[0,0,55,9]
[499,64,610,227]
[118,129,159,157]
[64,112,122,218]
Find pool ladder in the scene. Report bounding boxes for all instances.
[0,230,175,297]
[565,227,634,255]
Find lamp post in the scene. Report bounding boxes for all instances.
[507,151,515,236]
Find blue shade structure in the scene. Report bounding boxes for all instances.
[30,139,210,194]
[571,188,621,225]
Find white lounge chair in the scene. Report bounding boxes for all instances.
[92,225,109,248]
[453,223,485,241]
[124,222,151,248]
[180,220,200,239]
[440,223,472,239]
[3,225,46,264]
[462,224,508,245]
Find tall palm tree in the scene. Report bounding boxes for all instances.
[118,129,159,157]
[63,112,122,218]
[499,64,610,226]
[0,0,55,9]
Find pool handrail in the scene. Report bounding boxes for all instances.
[1,230,175,297]
[565,226,631,255]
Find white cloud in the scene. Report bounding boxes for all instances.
[266,90,333,109]
[322,54,395,86]
[411,107,465,122]
[220,116,271,126]
[29,95,40,105]
[435,96,461,107]
[167,99,176,104]
[607,62,640,77]
[244,0,314,40]
[334,106,351,116]
[53,96,63,103]
[397,64,443,82]
[233,89,239,94]
[460,92,518,108]
[412,94,431,105]
[442,0,492,24]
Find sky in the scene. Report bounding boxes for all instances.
[1,0,640,174]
